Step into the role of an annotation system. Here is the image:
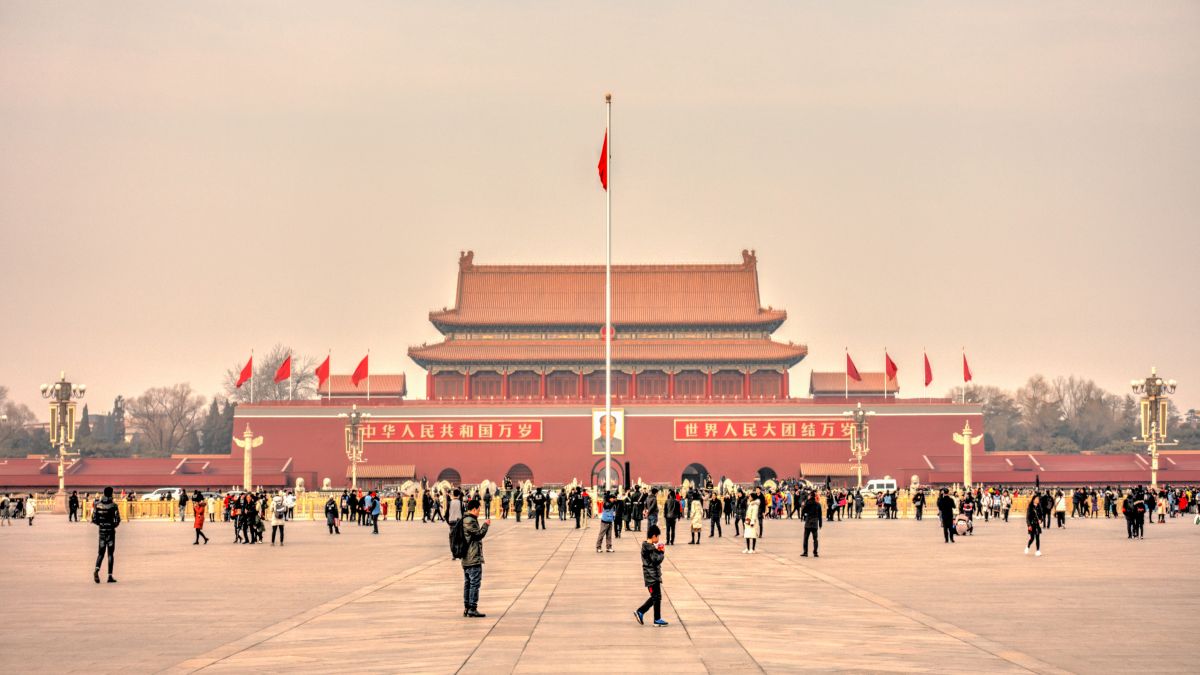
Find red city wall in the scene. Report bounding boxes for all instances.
[231,401,983,488]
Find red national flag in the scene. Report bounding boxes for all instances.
[963,353,973,383]
[235,356,253,388]
[924,353,933,387]
[885,352,898,380]
[597,130,608,190]
[315,355,330,388]
[274,355,291,383]
[846,353,862,382]
[352,355,369,387]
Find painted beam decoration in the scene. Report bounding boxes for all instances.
[360,419,543,442]
[674,418,854,441]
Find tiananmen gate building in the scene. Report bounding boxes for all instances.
[229,250,991,490]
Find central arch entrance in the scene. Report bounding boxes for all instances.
[506,463,534,485]
[590,457,623,491]
[681,463,710,487]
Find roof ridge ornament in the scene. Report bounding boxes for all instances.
[459,250,475,271]
[741,249,756,267]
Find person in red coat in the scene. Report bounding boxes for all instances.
[193,499,209,545]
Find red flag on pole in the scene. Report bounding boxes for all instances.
[923,353,933,387]
[963,353,973,383]
[235,356,253,388]
[315,355,330,388]
[597,130,608,190]
[846,353,862,382]
[885,352,898,380]
[274,355,291,383]
[352,355,369,387]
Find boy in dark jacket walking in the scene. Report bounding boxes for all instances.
[633,524,669,627]
[461,499,490,618]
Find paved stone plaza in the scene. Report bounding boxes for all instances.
[0,512,1195,673]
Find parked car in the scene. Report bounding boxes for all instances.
[861,477,898,497]
[140,487,183,502]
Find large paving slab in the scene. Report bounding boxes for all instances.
[0,511,1195,673]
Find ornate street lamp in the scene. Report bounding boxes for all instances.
[1131,367,1177,489]
[338,404,371,490]
[842,402,874,489]
[40,372,85,513]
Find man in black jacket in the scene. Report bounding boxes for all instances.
[532,488,547,530]
[912,490,926,521]
[936,488,956,543]
[663,490,680,545]
[801,492,823,556]
[461,500,490,618]
[68,491,80,522]
[91,486,121,583]
[708,494,723,538]
[633,524,668,627]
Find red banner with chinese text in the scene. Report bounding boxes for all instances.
[360,419,543,443]
[673,418,853,442]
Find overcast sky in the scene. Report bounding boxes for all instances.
[2,1,1197,419]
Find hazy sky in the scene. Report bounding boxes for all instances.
[2,1,1197,419]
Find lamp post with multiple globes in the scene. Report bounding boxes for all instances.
[842,402,874,489]
[40,372,85,513]
[1131,367,1177,489]
[338,404,371,491]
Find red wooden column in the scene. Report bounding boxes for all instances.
[705,371,713,399]
[426,371,434,400]
[501,371,509,399]
[539,372,547,399]
[743,371,751,398]
[630,371,638,399]
[668,372,676,399]
[781,369,790,399]
[463,371,472,400]
[577,371,584,398]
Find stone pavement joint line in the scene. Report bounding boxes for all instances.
[456,527,584,674]
[164,556,445,674]
[759,548,1074,675]
[662,554,766,673]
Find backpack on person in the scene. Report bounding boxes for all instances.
[450,518,468,560]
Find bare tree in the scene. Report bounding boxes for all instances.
[223,343,320,403]
[126,384,206,456]
[0,385,38,448]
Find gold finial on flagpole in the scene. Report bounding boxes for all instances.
[605,92,612,102]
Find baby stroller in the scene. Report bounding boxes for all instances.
[954,513,973,536]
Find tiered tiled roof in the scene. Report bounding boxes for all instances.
[429,249,786,330]
[325,374,407,397]
[409,338,807,367]
[810,372,898,396]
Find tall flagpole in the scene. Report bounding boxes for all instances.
[327,348,332,403]
[844,347,849,400]
[882,348,887,401]
[367,348,371,402]
[250,348,255,404]
[604,92,613,494]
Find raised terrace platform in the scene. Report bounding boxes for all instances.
[1,513,1196,673]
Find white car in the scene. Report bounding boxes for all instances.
[862,478,898,497]
[140,488,183,502]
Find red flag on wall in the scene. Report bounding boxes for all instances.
[597,130,608,190]
[315,355,330,388]
[885,352,898,380]
[924,353,933,387]
[963,353,973,383]
[352,355,369,387]
[274,355,291,383]
[846,352,862,382]
[235,356,253,388]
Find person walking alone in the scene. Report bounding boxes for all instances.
[324,496,341,534]
[596,494,615,553]
[25,493,36,526]
[461,499,490,618]
[937,488,956,543]
[708,494,722,538]
[743,494,760,553]
[1025,494,1042,556]
[688,493,704,545]
[270,494,287,546]
[633,524,669,627]
[1054,490,1067,528]
[91,486,121,583]
[801,491,822,557]
[663,489,680,545]
[193,495,209,545]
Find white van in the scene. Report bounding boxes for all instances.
[140,487,183,502]
[862,477,898,495]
